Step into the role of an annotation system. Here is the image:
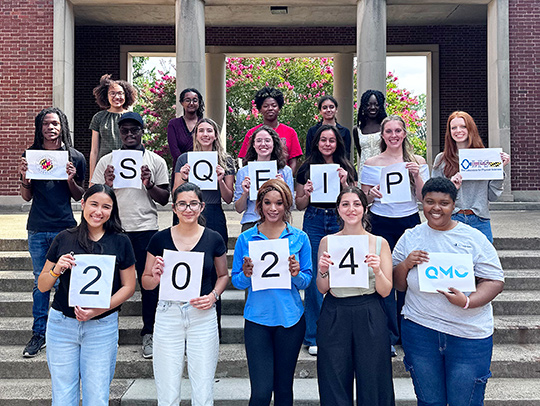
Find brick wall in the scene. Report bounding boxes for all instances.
[509,0,540,191]
[0,0,54,195]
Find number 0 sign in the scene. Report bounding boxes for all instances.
[328,235,369,289]
[68,254,116,308]
[159,250,204,302]
[249,239,291,291]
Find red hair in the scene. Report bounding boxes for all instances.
[437,111,484,178]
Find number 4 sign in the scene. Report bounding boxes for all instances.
[68,254,116,308]
[159,250,204,302]
[328,235,369,289]
[249,239,291,291]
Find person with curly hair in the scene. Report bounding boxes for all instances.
[89,74,138,180]
[167,88,205,171]
[238,87,303,174]
[353,89,388,173]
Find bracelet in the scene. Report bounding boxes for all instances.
[319,271,329,279]
[49,267,61,278]
[145,181,155,190]
[182,177,188,182]
[212,289,220,301]
[21,181,31,189]
[463,296,470,310]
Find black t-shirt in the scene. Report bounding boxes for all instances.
[296,161,358,209]
[146,227,227,297]
[46,229,136,319]
[25,147,86,232]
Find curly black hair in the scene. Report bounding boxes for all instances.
[254,87,285,110]
[179,88,205,119]
[356,89,387,128]
[92,74,138,110]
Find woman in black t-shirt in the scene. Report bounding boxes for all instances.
[142,182,229,406]
[37,184,136,406]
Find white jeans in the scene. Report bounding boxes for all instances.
[153,300,219,406]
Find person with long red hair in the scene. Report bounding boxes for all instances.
[432,111,510,242]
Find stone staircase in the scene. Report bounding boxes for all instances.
[1,236,540,405]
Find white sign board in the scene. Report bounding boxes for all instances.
[328,235,370,288]
[417,252,476,293]
[68,254,116,308]
[188,151,218,190]
[25,150,68,180]
[459,148,504,180]
[159,249,204,302]
[112,150,143,189]
[311,164,340,203]
[248,161,278,200]
[249,238,291,291]
[380,163,411,204]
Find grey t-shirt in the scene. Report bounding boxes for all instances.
[392,221,504,339]
[432,153,504,219]
[89,110,123,160]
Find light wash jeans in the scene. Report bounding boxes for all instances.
[153,300,219,406]
[452,212,493,243]
[46,308,119,406]
[28,230,60,336]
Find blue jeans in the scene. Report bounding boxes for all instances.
[46,308,119,406]
[452,213,493,243]
[302,205,340,346]
[28,230,60,336]
[401,319,492,406]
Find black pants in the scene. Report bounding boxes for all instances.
[369,211,421,345]
[244,316,305,406]
[127,230,159,336]
[317,294,395,406]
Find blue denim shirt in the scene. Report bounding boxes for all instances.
[232,223,312,327]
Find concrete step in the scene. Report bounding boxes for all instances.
[2,343,540,380]
[498,250,540,270]
[1,377,539,406]
[493,237,540,251]
[0,290,246,318]
[2,314,540,346]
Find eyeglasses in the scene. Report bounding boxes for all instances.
[108,91,125,98]
[174,201,202,211]
[182,98,199,105]
[119,127,142,135]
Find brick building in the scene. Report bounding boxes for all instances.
[1,0,538,201]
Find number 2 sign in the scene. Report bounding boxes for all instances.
[68,254,116,308]
[249,239,291,291]
[328,235,370,289]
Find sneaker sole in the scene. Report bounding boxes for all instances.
[142,353,153,359]
[22,344,46,358]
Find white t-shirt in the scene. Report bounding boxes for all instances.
[92,149,169,232]
[392,222,504,339]
[361,164,430,218]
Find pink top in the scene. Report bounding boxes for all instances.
[238,123,303,160]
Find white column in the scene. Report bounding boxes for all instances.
[333,53,354,160]
[205,53,226,145]
[487,0,512,200]
[356,0,386,100]
[53,0,75,140]
[175,0,205,117]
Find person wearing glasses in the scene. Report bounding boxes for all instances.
[91,112,170,359]
[89,74,138,180]
[142,182,228,406]
[167,88,205,171]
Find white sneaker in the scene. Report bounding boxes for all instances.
[308,346,318,356]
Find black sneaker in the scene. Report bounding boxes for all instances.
[23,334,46,358]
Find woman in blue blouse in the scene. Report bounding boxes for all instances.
[232,179,312,406]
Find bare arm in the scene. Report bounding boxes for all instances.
[235,176,250,213]
[288,157,298,175]
[438,278,504,309]
[295,181,312,211]
[393,250,429,292]
[218,169,234,204]
[89,130,100,181]
[19,157,32,201]
[371,238,393,298]
[190,253,229,310]
[316,236,330,294]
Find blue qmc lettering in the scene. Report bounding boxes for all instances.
[454,265,469,278]
[426,266,438,279]
[439,265,454,278]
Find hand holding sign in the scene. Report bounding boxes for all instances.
[25,150,69,180]
[68,254,116,309]
[249,239,291,291]
[380,163,411,204]
[248,161,278,200]
[188,151,218,190]
[328,235,370,288]
[417,252,476,293]
[112,150,143,189]
[311,164,340,203]
[159,250,204,302]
